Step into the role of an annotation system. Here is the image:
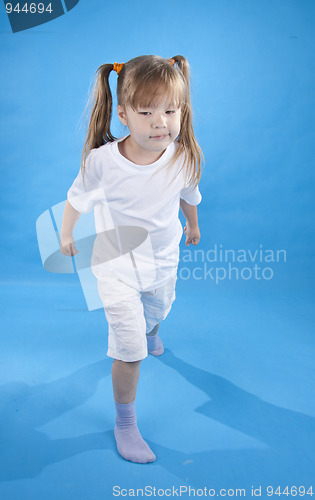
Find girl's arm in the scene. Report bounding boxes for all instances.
[180,199,201,246]
[60,200,81,256]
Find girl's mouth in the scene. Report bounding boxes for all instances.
[150,134,169,139]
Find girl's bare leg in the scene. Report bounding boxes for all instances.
[146,324,164,356]
[112,359,141,404]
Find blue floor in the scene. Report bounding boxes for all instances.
[0,271,314,498]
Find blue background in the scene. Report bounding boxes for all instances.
[0,0,314,498]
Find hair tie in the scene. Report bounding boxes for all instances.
[113,62,124,75]
[168,58,176,66]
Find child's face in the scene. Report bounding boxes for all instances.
[117,96,181,158]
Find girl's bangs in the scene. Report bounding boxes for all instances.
[128,76,185,110]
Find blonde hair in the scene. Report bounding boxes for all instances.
[81,55,203,188]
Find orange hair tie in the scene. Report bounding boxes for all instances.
[113,62,124,75]
[168,58,176,66]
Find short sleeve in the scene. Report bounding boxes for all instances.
[180,183,202,205]
[67,150,105,214]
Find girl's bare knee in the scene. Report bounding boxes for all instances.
[113,359,141,368]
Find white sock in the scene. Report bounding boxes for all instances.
[114,400,156,464]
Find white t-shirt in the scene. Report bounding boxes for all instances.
[67,136,202,290]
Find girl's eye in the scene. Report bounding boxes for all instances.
[139,111,151,116]
[166,110,175,114]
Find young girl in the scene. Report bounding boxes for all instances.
[60,55,203,464]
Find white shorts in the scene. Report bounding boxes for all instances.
[96,269,177,362]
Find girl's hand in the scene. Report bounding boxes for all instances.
[60,236,79,256]
[184,224,201,246]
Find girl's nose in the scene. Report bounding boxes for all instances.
[153,114,166,127]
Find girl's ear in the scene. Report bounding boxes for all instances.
[117,105,128,126]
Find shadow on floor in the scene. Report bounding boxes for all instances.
[0,359,115,481]
[150,349,315,486]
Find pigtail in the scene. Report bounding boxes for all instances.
[81,64,116,180]
[171,55,203,189]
